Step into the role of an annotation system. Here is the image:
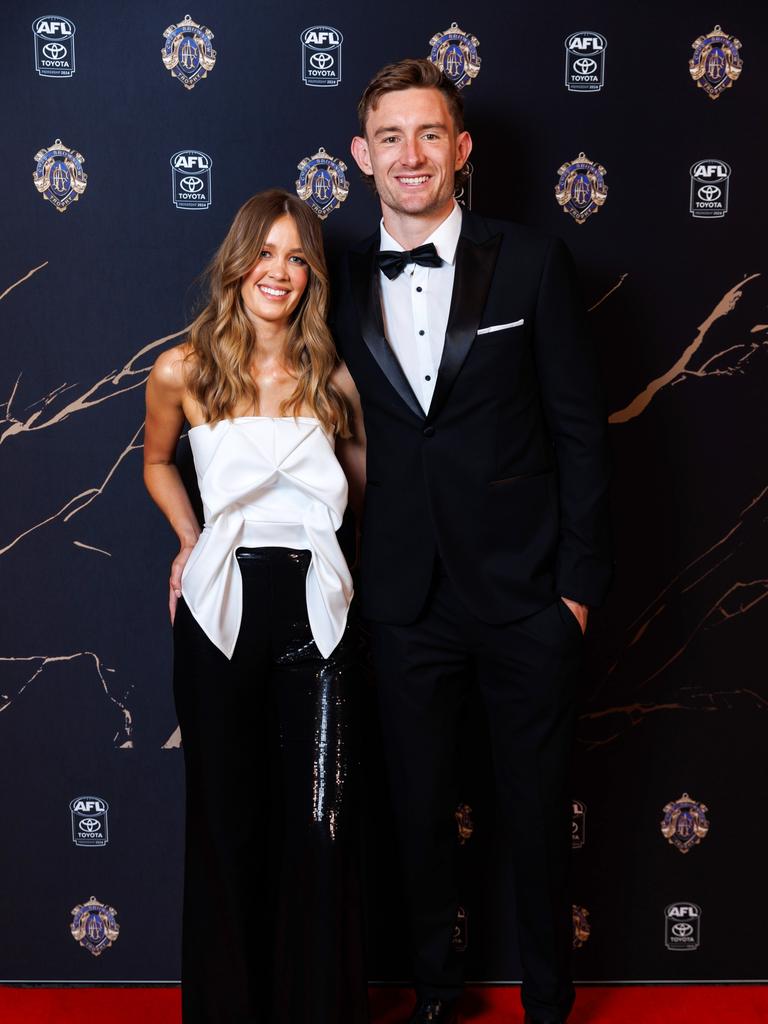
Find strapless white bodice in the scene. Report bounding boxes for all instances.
[180,416,352,660]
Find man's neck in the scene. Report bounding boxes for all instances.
[381,198,456,250]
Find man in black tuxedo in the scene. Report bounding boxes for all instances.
[334,58,612,1024]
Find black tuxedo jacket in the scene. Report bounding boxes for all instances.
[332,208,612,625]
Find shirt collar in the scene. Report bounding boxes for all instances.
[378,200,462,266]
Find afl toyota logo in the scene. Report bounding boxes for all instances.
[665,903,701,950]
[301,26,342,87]
[171,150,213,210]
[572,799,587,848]
[33,15,76,77]
[70,796,109,847]
[564,31,606,91]
[690,160,730,218]
[452,906,468,952]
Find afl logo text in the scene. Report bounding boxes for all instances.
[33,139,86,212]
[162,14,216,90]
[301,26,342,87]
[428,23,481,90]
[564,31,606,92]
[70,896,120,956]
[70,796,109,846]
[171,150,212,210]
[32,15,75,77]
[690,160,730,219]
[665,902,701,951]
[555,152,608,224]
[296,147,349,219]
[689,25,742,100]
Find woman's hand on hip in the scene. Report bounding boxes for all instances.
[170,543,196,624]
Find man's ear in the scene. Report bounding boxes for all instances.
[351,135,373,176]
[455,130,473,171]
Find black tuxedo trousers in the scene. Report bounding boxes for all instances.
[370,566,581,1019]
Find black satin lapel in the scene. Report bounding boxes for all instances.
[428,232,502,422]
[348,245,425,421]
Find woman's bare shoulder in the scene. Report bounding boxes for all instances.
[150,341,193,392]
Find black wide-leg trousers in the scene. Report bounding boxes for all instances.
[369,568,583,1021]
[173,547,367,1024]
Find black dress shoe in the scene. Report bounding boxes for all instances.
[407,998,459,1023]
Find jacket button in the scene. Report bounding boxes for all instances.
[423,426,435,437]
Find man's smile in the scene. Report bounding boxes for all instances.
[395,174,432,187]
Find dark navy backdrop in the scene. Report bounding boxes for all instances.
[1,0,765,985]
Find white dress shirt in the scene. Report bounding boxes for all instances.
[378,201,462,413]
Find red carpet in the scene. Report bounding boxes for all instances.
[1,985,766,1022]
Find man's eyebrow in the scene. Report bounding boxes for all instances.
[373,122,448,137]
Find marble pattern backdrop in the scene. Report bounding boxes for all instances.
[1,0,764,985]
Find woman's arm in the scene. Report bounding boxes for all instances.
[143,345,200,622]
[332,361,366,524]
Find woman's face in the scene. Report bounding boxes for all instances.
[240,214,310,330]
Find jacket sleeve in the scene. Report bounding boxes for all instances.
[533,236,613,607]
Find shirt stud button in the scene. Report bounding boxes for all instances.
[418,330,425,336]
[425,375,431,381]
[416,286,423,292]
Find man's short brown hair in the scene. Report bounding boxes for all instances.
[356,58,470,191]
[357,58,465,135]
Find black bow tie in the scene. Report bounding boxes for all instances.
[376,242,442,280]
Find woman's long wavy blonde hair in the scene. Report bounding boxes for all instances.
[184,188,350,436]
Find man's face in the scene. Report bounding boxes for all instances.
[351,87,472,218]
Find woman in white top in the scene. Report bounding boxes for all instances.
[143,189,367,1024]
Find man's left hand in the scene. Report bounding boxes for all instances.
[561,597,588,634]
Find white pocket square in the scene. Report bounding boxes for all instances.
[476,319,524,335]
